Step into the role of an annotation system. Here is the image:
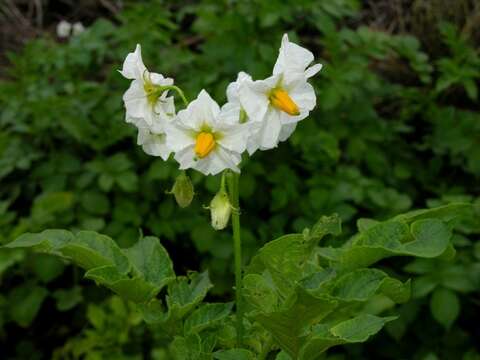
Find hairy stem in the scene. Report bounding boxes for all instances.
[227,170,244,346]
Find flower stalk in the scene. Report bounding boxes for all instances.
[157,85,189,107]
[226,170,244,346]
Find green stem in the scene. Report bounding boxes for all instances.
[158,85,189,107]
[227,170,244,346]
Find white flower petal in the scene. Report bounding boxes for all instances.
[150,72,174,86]
[226,71,252,102]
[273,34,315,76]
[220,102,242,124]
[278,123,297,142]
[257,109,282,150]
[180,90,220,130]
[238,76,277,123]
[214,147,241,173]
[123,80,148,118]
[120,44,147,80]
[175,146,197,170]
[305,63,323,78]
[165,121,195,152]
[137,129,171,160]
[289,81,316,112]
[216,122,248,153]
[196,147,240,175]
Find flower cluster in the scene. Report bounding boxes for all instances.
[120,34,322,176]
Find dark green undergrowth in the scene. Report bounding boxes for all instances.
[0,0,479,359]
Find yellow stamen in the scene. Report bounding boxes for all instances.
[269,88,300,116]
[195,132,216,158]
[144,82,160,105]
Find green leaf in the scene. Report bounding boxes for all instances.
[184,302,233,335]
[4,231,175,303]
[124,236,175,290]
[166,271,213,320]
[246,234,308,295]
[53,286,83,311]
[8,283,48,327]
[309,214,342,241]
[85,266,158,303]
[299,315,396,359]
[213,349,255,360]
[326,269,410,304]
[430,287,460,329]
[87,303,106,330]
[393,203,472,223]
[412,275,438,298]
[320,218,452,272]
[170,333,216,360]
[5,229,74,252]
[0,248,24,275]
[81,191,110,215]
[330,314,396,341]
[254,287,338,358]
[243,274,278,312]
[31,254,65,283]
[60,231,130,272]
[247,215,342,296]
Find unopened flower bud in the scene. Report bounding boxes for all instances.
[209,188,232,230]
[168,172,194,208]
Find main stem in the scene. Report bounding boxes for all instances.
[227,171,244,346]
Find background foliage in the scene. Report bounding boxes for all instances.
[0,0,479,359]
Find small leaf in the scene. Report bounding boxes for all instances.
[299,315,396,359]
[53,286,83,311]
[412,275,438,298]
[430,287,460,329]
[167,271,213,320]
[330,314,396,342]
[8,284,48,327]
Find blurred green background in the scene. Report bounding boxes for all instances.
[0,0,480,359]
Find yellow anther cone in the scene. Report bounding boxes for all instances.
[195,132,216,158]
[269,88,300,116]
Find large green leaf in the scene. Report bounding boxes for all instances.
[4,231,174,303]
[319,219,452,271]
[253,287,338,358]
[393,203,472,223]
[247,215,341,296]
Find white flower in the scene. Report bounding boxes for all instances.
[120,44,174,127]
[131,94,175,160]
[238,33,322,152]
[56,20,72,38]
[166,90,248,176]
[72,22,85,36]
[220,72,262,155]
